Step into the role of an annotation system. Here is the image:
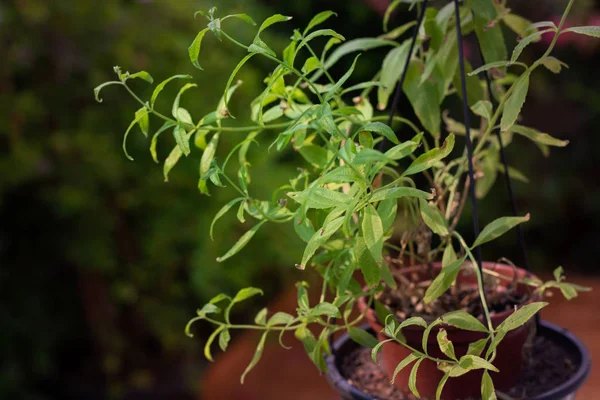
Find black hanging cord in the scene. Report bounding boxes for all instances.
[378,0,430,151]
[453,0,484,277]
[474,45,531,272]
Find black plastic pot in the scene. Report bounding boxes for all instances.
[325,321,591,400]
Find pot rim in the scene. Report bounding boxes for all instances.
[357,262,540,331]
[324,321,591,400]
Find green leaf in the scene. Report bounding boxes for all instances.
[471,100,493,121]
[476,153,498,199]
[135,107,150,137]
[353,148,395,165]
[223,54,255,114]
[287,187,350,209]
[371,339,393,362]
[481,370,497,400]
[378,40,411,109]
[442,242,457,267]
[324,55,360,101]
[377,198,398,232]
[380,20,417,40]
[408,357,424,398]
[468,61,511,76]
[437,329,456,360]
[172,123,190,156]
[395,317,427,337]
[188,28,210,70]
[298,29,345,53]
[458,355,499,373]
[442,310,488,332]
[127,70,153,84]
[503,14,536,38]
[298,216,345,269]
[354,236,381,287]
[210,198,245,240]
[474,11,507,64]
[404,134,455,176]
[511,30,547,64]
[258,14,292,34]
[217,221,267,262]
[204,326,224,362]
[122,109,152,161]
[319,38,397,78]
[150,120,177,162]
[391,353,419,384]
[304,11,337,35]
[541,56,568,74]
[298,144,330,168]
[93,81,121,103]
[467,338,489,357]
[419,198,449,236]
[436,372,451,400]
[348,327,379,349]
[563,26,600,38]
[385,141,419,161]
[370,187,432,203]
[471,0,496,20]
[500,71,530,132]
[472,214,531,248]
[171,83,197,119]
[496,302,548,333]
[268,312,294,326]
[302,56,321,74]
[198,133,219,195]
[424,256,467,303]
[357,122,399,144]
[294,212,316,243]
[222,13,257,26]
[241,331,268,383]
[163,142,183,181]
[510,125,569,147]
[218,328,231,351]
[254,308,268,325]
[312,302,341,318]
[362,205,384,262]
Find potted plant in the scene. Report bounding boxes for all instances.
[95,1,596,398]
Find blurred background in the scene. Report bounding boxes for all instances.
[1,0,599,399]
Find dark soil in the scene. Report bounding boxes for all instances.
[340,336,577,400]
[377,267,530,322]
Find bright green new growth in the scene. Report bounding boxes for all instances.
[95,0,596,397]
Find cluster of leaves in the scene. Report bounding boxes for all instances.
[96,1,598,398]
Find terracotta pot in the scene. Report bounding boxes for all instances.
[357,262,539,400]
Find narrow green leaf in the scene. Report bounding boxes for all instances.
[419,198,449,236]
[371,339,393,362]
[355,236,380,287]
[171,83,197,119]
[163,142,182,181]
[472,100,493,121]
[128,70,153,84]
[223,54,255,113]
[304,11,337,35]
[258,14,292,34]
[312,302,341,318]
[241,331,268,383]
[467,338,489,357]
[378,40,411,109]
[135,107,150,137]
[496,302,548,333]
[298,29,345,53]
[442,310,488,332]
[468,61,510,77]
[268,312,294,326]
[324,55,360,101]
[474,12,507,64]
[217,221,267,262]
[198,133,219,195]
[222,13,257,26]
[562,26,600,38]
[302,56,320,74]
[472,214,531,248]
[353,148,395,165]
[357,122,398,144]
[500,72,530,132]
[482,370,497,400]
[122,109,151,161]
[436,372,451,400]
[362,205,384,262]
[298,144,330,168]
[377,198,398,232]
[173,123,190,156]
[424,256,467,303]
[294,212,316,243]
[298,216,345,269]
[93,81,121,103]
[541,56,568,74]
[458,355,499,373]
[437,329,456,360]
[150,120,177,162]
[403,134,454,176]
[510,125,569,147]
[370,187,432,203]
[442,242,457,267]
[385,141,419,161]
[348,327,379,349]
[218,328,231,351]
[204,325,225,362]
[188,28,210,70]
[319,38,397,78]
[287,187,350,209]
[210,198,245,240]
[391,353,419,384]
[511,30,547,64]
[254,308,268,325]
[408,357,424,398]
